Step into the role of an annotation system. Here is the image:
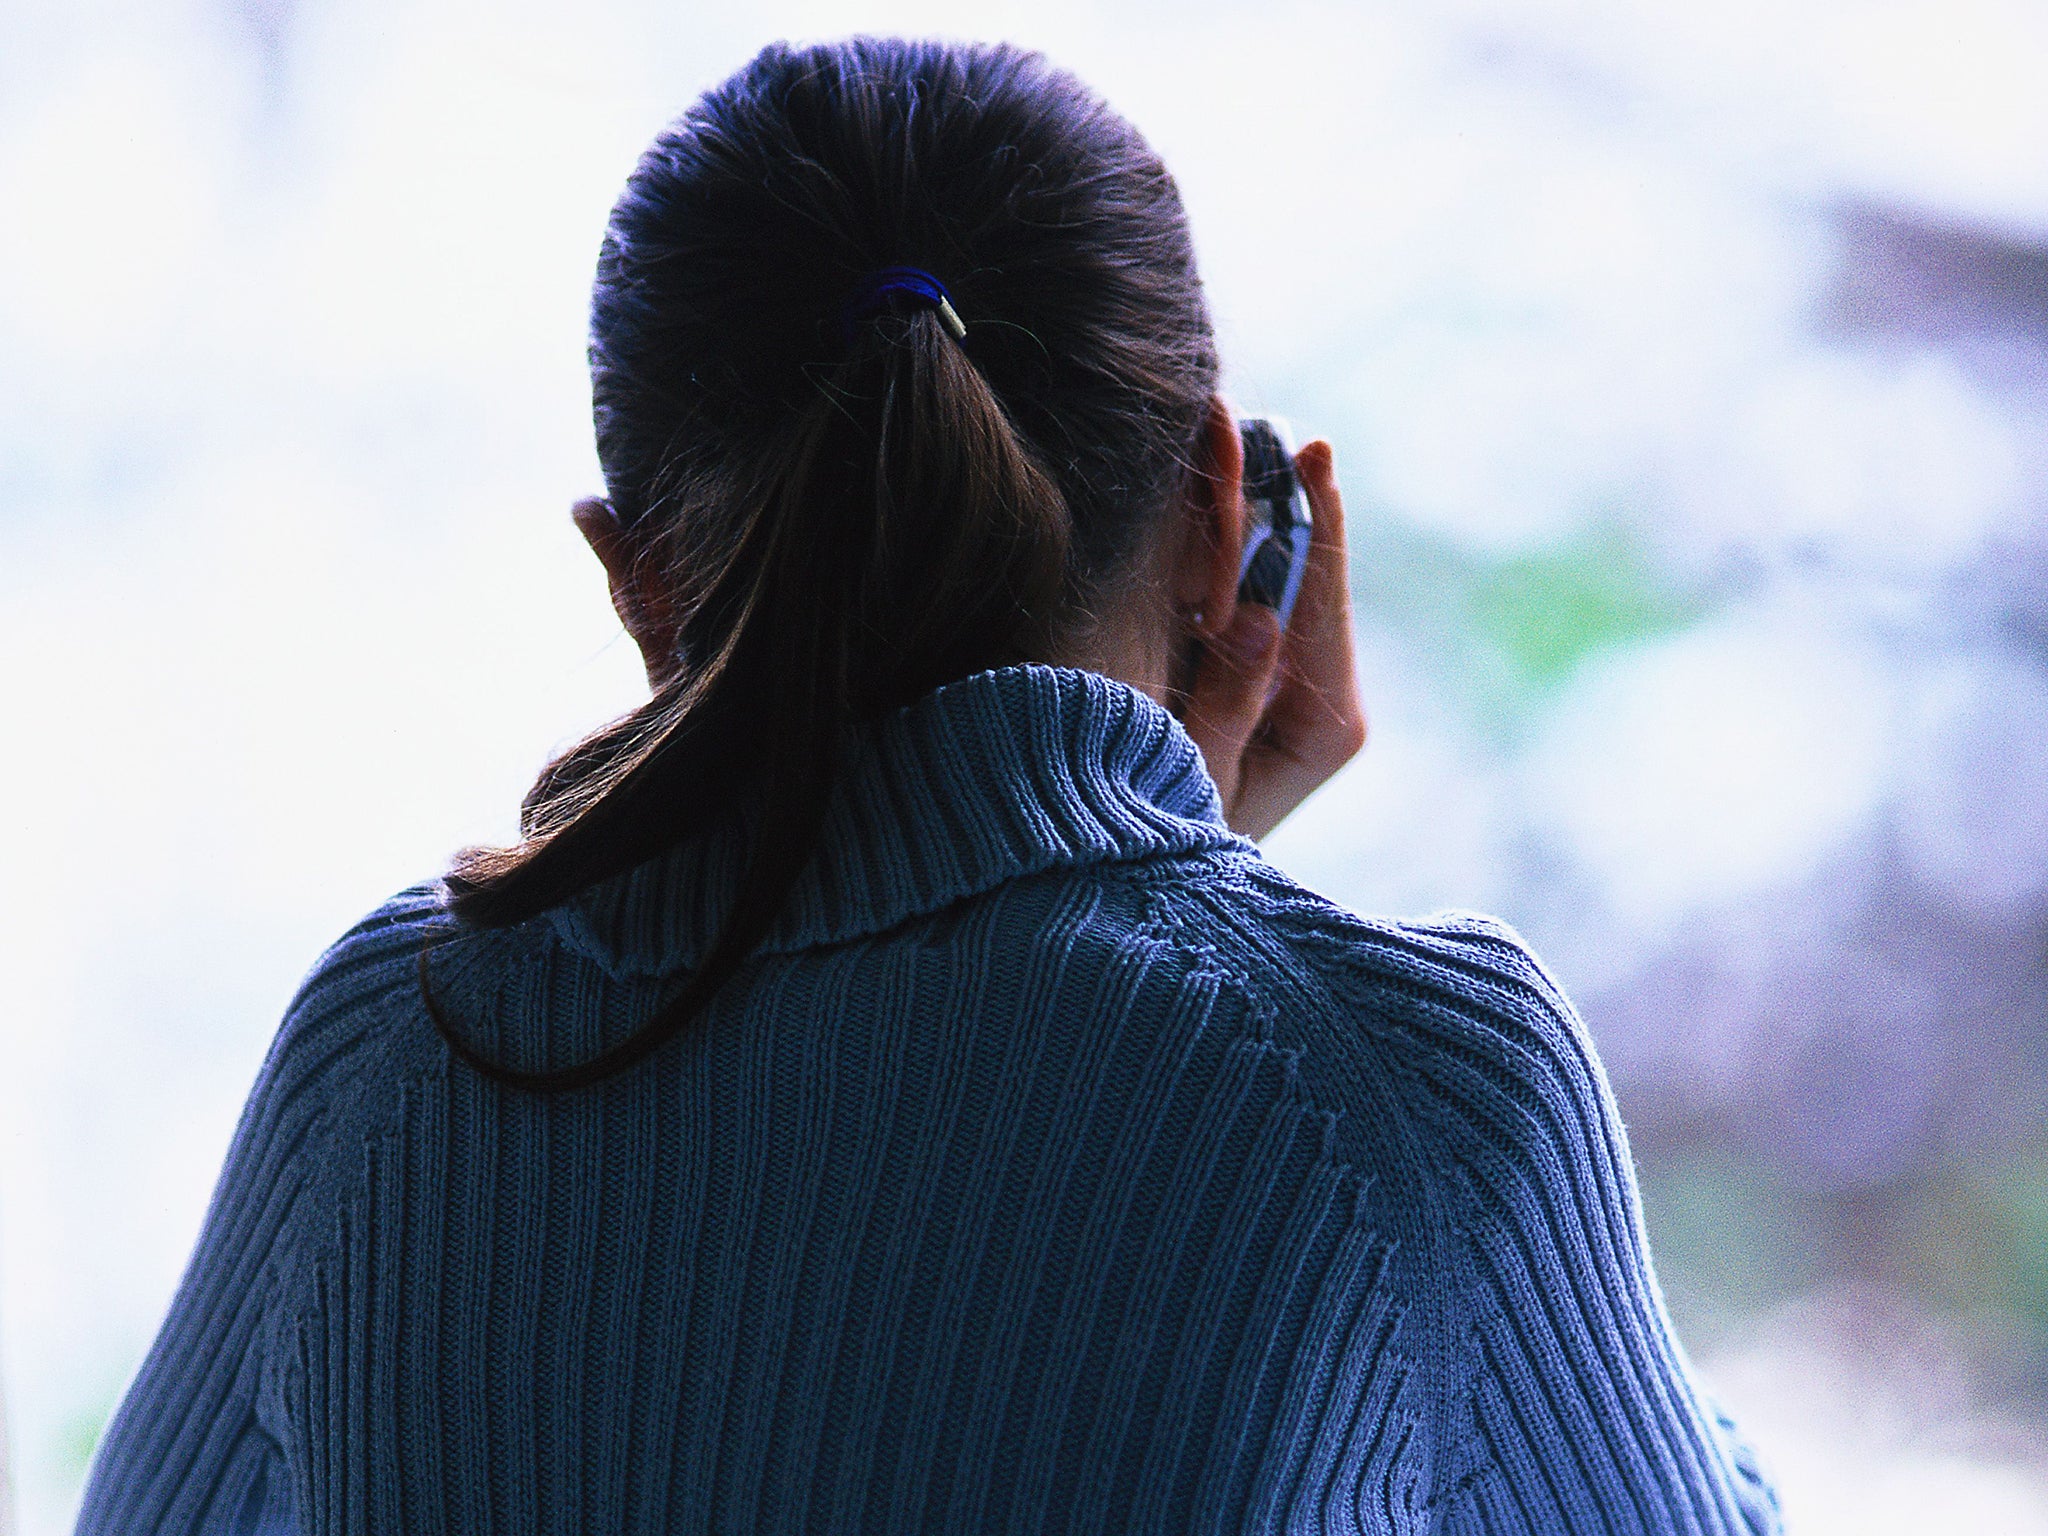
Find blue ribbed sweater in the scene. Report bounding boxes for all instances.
[79,664,1780,1535]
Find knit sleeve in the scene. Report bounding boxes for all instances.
[1388,915,1782,1536]
[74,891,435,1536]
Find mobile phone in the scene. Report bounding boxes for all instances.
[1237,417,1313,630]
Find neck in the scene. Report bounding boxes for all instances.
[1040,599,1187,713]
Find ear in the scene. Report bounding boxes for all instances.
[572,496,680,688]
[1171,396,1246,640]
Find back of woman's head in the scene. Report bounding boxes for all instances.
[427,38,1219,1089]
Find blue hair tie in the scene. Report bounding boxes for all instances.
[838,265,968,343]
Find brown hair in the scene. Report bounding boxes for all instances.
[423,37,1220,1089]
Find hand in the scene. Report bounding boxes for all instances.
[1180,440,1367,841]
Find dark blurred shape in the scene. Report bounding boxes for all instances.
[1590,196,2048,1438]
[1823,199,2048,354]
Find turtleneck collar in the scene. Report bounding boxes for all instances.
[548,664,1247,978]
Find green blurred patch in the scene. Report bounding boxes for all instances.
[1919,1156,2048,1334]
[1635,1152,1819,1342]
[1991,1159,2048,1327]
[1461,526,1701,691]
[58,1391,115,1485]
[1350,514,1705,736]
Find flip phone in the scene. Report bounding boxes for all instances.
[1237,417,1313,630]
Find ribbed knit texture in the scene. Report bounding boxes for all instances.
[78,664,1781,1535]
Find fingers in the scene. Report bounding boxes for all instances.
[1284,441,1357,699]
[1226,440,1368,840]
[1179,602,1283,811]
[1174,438,1366,842]
[1270,439,1366,758]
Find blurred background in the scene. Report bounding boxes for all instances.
[1,0,2045,1529]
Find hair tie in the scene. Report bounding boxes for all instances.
[838,266,968,343]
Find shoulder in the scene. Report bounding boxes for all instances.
[276,883,446,1065]
[236,883,450,1173]
[1157,851,1664,1296]
[1137,848,1628,1223]
[156,885,452,1339]
[1136,855,1786,1532]
[1141,848,1591,1087]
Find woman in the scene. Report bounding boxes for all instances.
[79,37,1780,1535]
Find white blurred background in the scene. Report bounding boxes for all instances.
[2,0,2046,1531]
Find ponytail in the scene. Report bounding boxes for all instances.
[425,303,1071,1090]
[422,38,1217,1090]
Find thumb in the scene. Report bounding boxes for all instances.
[1181,603,1283,804]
